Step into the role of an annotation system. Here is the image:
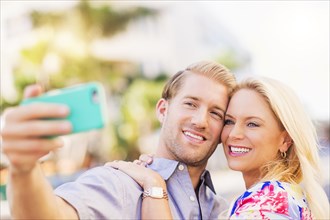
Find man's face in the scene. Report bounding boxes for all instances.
[157,73,229,167]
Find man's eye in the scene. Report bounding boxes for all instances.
[184,102,195,107]
[211,112,223,120]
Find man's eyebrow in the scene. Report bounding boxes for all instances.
[213,106,226,114]
[183,96,199,101]
[184,96,226,114]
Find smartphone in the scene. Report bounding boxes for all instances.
[21,82,107,134]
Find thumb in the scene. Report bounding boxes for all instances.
[23,84,44,98]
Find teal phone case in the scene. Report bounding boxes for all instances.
[21,82,107,134]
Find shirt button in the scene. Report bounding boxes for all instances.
[189,196,195,202]
[178,164,184,171]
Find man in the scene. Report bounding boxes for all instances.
[1,60,236,219]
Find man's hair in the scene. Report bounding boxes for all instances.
[162,61,236,100]
[232,76,329,219]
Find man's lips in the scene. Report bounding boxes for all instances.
[183,130,206,142]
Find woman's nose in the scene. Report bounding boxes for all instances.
[228,124,244,139]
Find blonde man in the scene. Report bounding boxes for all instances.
[1,61,236,219]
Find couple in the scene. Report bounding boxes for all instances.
[1,61,328,219]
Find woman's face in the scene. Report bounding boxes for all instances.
[221,89,287,181]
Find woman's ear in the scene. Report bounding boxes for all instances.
[156,98,168,124]
[279,131,293,152]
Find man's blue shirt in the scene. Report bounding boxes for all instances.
[55,158,227,219]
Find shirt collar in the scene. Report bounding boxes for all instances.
[148,158,216,194]
[148,158,179,180]
[200,170,216,194]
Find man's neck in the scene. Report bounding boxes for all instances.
[187,165,206,190]
[155,149,207,190]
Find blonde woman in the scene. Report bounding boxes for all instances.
[109,76,329,219]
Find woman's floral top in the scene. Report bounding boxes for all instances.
[228,181,312,220]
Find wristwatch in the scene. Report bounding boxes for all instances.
[142,187,168,200]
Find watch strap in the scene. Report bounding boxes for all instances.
[142,187,168,200]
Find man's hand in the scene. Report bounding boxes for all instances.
[0,84,72,174]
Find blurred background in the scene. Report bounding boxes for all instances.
[0,0,329,217]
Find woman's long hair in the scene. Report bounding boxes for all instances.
[231,76,329,219]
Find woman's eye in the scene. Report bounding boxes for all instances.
[247,122,259,127]
[224,119,234,125]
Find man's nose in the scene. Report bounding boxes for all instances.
[191,108,208,129]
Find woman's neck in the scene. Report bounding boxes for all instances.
[243,170,261,189]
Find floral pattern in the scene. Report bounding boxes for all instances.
[228,181,313,220]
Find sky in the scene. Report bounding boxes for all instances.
[201,1,329,121]
[1,1,329,121]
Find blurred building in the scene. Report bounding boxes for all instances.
[1,1,251,103]
[92,2,251,78]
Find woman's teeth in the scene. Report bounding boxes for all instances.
[230,146,251,153]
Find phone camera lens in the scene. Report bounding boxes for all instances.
[92,90,99,104]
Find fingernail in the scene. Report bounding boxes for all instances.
[59,106,70,115]
[61,121,72,132]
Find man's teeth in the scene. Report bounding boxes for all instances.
[230,146,251,153]
[184,131,203,140]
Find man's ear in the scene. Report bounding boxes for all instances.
[156,98,168,124]
[279,131,293,152]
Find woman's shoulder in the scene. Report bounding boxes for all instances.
[248,180,308,206]
[228,180,312,219]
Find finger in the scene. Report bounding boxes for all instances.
[133,160,142,165]
[139,154,153,164]
[107,160,133,170]
[147,153,155,163]
[139,154,148,162]
[5,103,70,122]
[23,84,43,98]
[105,160,122,169]
[1,120,72,138]
[1,138,64,154]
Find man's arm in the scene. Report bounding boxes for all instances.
[7,165,78,219]
[1,84,77,219]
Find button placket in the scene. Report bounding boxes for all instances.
[189,195,196,202]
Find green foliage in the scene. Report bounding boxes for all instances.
[6,0,159,161]
[108,75,167,161]
[216,50,248,71]
[77,0,157,37]
[30,0,157,40]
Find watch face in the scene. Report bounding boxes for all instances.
[150,187,163,198]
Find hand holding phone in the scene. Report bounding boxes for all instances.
[21,82,107,134]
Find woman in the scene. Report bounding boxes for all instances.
[108,76,329,219]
